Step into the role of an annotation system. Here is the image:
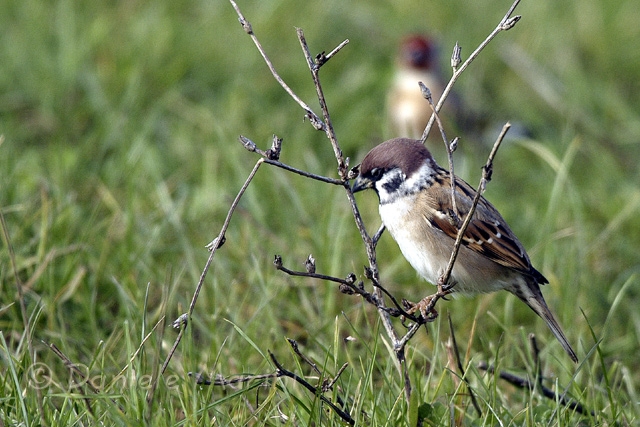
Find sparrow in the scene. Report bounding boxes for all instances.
[352,138,578,362]
[387,35,456,139]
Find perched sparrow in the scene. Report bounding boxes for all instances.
[352,138,577,362]
[387,35,454,139]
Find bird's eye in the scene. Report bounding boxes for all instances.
[370,168,384,180]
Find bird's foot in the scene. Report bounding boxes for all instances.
[405,295,439,323]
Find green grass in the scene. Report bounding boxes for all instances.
[1,0,639,425]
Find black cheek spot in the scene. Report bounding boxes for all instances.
[382,175,404,193]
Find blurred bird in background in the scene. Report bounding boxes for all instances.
[387,34,460,140]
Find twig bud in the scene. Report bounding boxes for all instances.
[501,15,521,30]
[339,283,355,295]
[451,42,462,69]
[273,255,283,269]
[345,273,356,285]
[172,313,188,329]
[363,266,374,280]
[304,254,316,274]
[315,51,327,66]
[239,18,253,35]
[206,235,226,251]
[239,135,257,152]
[419,82,432,102]
[306,113,325,130]
[347,165,360,181]
[266,135,282,160]
[449,137,459,153]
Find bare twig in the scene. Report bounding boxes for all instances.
[270,352,355,425]
[324,362,349,392]
[46,342,128,415]
[274,255,410,318]
[478,362,591,415]
[240,135,345,185]
[296,28,348,178]
[107,316,165,391]
[158,157,265,379]
[420,0,522,141]
[189,371,278,386]
[287,338,321,375]
[193,343,354,423]
[439,122,511,291]
[228,0,325,131]
[420,82,460,222]
[264,159,345,186]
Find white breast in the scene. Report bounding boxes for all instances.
[378,195,515,294]
[379,196,442,285]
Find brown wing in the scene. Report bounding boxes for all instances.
[423,171,544,280]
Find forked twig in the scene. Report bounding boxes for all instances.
[274,255,411,319]
[296,28,349,178]
[157,156,266,379]
[228,0,325,131]
[420,0,522,141]
[269,352,355,425]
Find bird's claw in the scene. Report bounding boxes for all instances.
[406,295,439,322]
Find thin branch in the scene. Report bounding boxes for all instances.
[264,159,345,186]
[46,342,127,415]
[106,316,165,391]
[394,323,422,352]
[287,338,321,375]
[323,39,350,63]
[270,352,355,425]
[439,123,511,291]
[296,28,348,178]
[228,0,325,131]
[240,135,346,185]
[420,0,522,141]
[158,157,265,378]
[274,255,409,318]
[324,362,349,392]
[478,362,591,415]
[420,82,459,222]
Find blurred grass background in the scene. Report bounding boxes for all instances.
[1,0,639,424]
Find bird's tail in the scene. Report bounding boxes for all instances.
[512,284,578,363]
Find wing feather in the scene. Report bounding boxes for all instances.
[422,171,545,281]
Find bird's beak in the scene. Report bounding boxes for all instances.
[351,175,373,193]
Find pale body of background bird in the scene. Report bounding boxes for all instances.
[352,138,578,362]
[387,35,456,140]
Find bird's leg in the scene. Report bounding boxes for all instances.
[406,295,439,322]
[405,281,455,323]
